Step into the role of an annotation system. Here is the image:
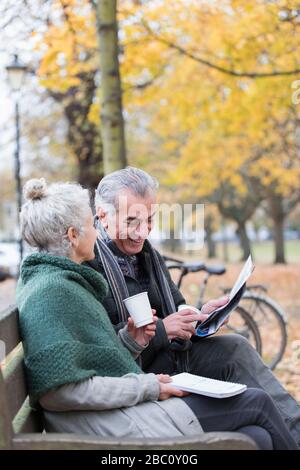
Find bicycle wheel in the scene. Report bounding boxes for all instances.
[222,306,262,356]
[239,293,288,370]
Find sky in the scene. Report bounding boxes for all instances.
[0,1,49,174]
[0,55,15,174]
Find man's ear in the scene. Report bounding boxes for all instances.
[96,206,109,229]
[67,226,79,247]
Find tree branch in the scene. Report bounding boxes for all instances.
[141,20,300,79]
[123,66,166,92]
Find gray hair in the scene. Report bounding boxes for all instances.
[95,167,159,213]
[20,178,90,257]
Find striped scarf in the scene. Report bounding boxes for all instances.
[94,224,190,372]
[95,228,176,323]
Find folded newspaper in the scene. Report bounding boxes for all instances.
[171,372,247,398]
[195,255,255,338]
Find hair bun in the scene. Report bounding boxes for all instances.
[23,178,47,201]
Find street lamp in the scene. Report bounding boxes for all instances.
[6,54,27,266]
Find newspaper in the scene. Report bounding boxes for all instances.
[171,372,247,398]
[195,255,255,338]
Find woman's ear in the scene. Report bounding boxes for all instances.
[96,207,109,229]
[67,226,79,247]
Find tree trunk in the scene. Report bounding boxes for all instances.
[236,222,252,261]
[77,149,103,204]
[206,214,216,258]
[95,0,127,174]
[50,72,103,193]
[273,217,285,264]
[168,232,181,253]
[268,193,286,264]
[221,218,229,263]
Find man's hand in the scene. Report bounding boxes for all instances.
[201,296,230,326]
[127,309,157,346]
[162,309,204,340]
[156,374,189,400]
[163,297,230,340]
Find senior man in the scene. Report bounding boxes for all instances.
[88,166,300,446]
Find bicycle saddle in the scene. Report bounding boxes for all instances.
[180,262,206,272]
[204,265,226,275]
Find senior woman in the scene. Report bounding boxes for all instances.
[16,178,297,450]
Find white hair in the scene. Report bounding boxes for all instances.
[95,166,159,214]
[20,178,91,257]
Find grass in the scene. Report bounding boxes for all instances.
[214,240,300,264]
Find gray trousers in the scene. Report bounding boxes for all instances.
[146,333,300,447]
[182,388,297,450]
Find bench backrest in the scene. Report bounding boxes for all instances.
[0,305,43,450]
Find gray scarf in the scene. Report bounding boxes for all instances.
[95,224,176,322]
[95,223,190,372]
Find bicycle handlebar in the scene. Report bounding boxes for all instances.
[162,255,184,265]
[167,262,206,273]
[220,284,268,294]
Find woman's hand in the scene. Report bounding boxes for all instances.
[127,309,157,347]
[156,374,189,400]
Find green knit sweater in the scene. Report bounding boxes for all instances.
[16,253,142,403]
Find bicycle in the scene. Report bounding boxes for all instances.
[163,255,287,370]
[164,255,262,358]
[226,285,287,370]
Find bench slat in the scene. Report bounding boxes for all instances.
[0,372,13,449]
[1,344,28,421]
[12,397,31,434]
[12,397,43,434]
[13,432,257,450]
[1,343,24,381]
[0,306,20,355]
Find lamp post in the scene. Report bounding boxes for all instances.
[6,55,27,265]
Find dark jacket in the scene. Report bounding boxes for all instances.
[87,245,186,370]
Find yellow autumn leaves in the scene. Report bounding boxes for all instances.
[34,0,300,202]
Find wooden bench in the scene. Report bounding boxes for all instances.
[0,305,257,450]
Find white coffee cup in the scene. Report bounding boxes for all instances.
[177,304,201,329]
[123,292,153,328]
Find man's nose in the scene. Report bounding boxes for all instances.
[134,222,149,238]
